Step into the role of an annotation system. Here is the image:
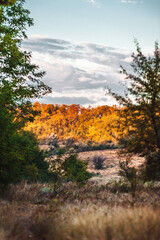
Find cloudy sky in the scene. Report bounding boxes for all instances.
[23,0,160,106]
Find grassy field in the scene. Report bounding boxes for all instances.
[78,149,144,180]
[0,150,159,240]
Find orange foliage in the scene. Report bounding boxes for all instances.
[25,102,124,144]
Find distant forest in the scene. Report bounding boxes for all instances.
[25,103,124,144]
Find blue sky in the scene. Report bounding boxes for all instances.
[23,0,160,106]
[25,0,160,49]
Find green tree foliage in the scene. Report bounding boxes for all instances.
[0,0,16,6]
[0,0,51,126]
[50,154,92,189]
[0,0,51,188]
[107,41,160,157]
[0,124,50,188]
[107,41,160,180]
[17,131,51,182]
[62,154,92,185]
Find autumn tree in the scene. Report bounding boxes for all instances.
[25,103,120,145]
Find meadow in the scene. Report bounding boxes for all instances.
[0,149,160,240]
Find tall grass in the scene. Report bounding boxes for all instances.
[0,202,160,240]
[0,179,160,240]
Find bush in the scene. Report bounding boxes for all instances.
[65,138,75,148]
[119,158,138,197]
[0,130,51,189]
[50,154,92,188]
[106,179,131,193]
[92,155,106,170]
[62,154,92,185]
[56,148,66,156]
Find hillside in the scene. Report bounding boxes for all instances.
[25,103,125,146]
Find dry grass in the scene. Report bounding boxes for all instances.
[0,201,160,240]
[55,205,160,240]
[0,150,159,240]
[78,149,144,180]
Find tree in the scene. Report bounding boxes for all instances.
[107,41,160,157]
[0,0,16,6]
[0,0,52,188]
[0,0,51,126]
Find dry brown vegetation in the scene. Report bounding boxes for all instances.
[0,180,160,240]
[78,149,144,180]
[0,150,159,240]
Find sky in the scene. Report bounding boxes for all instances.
[23,0,160,106]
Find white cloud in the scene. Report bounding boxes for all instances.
[22,36,131,106]
[86,0,98,3]
[83,0,100,8]
[120,0,144,4]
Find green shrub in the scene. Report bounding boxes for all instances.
[56,148,66,156]
[0,129,51,189]
[50,154,92,188]
[62,154,92,185]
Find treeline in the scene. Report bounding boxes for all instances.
[25,103,124,144]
